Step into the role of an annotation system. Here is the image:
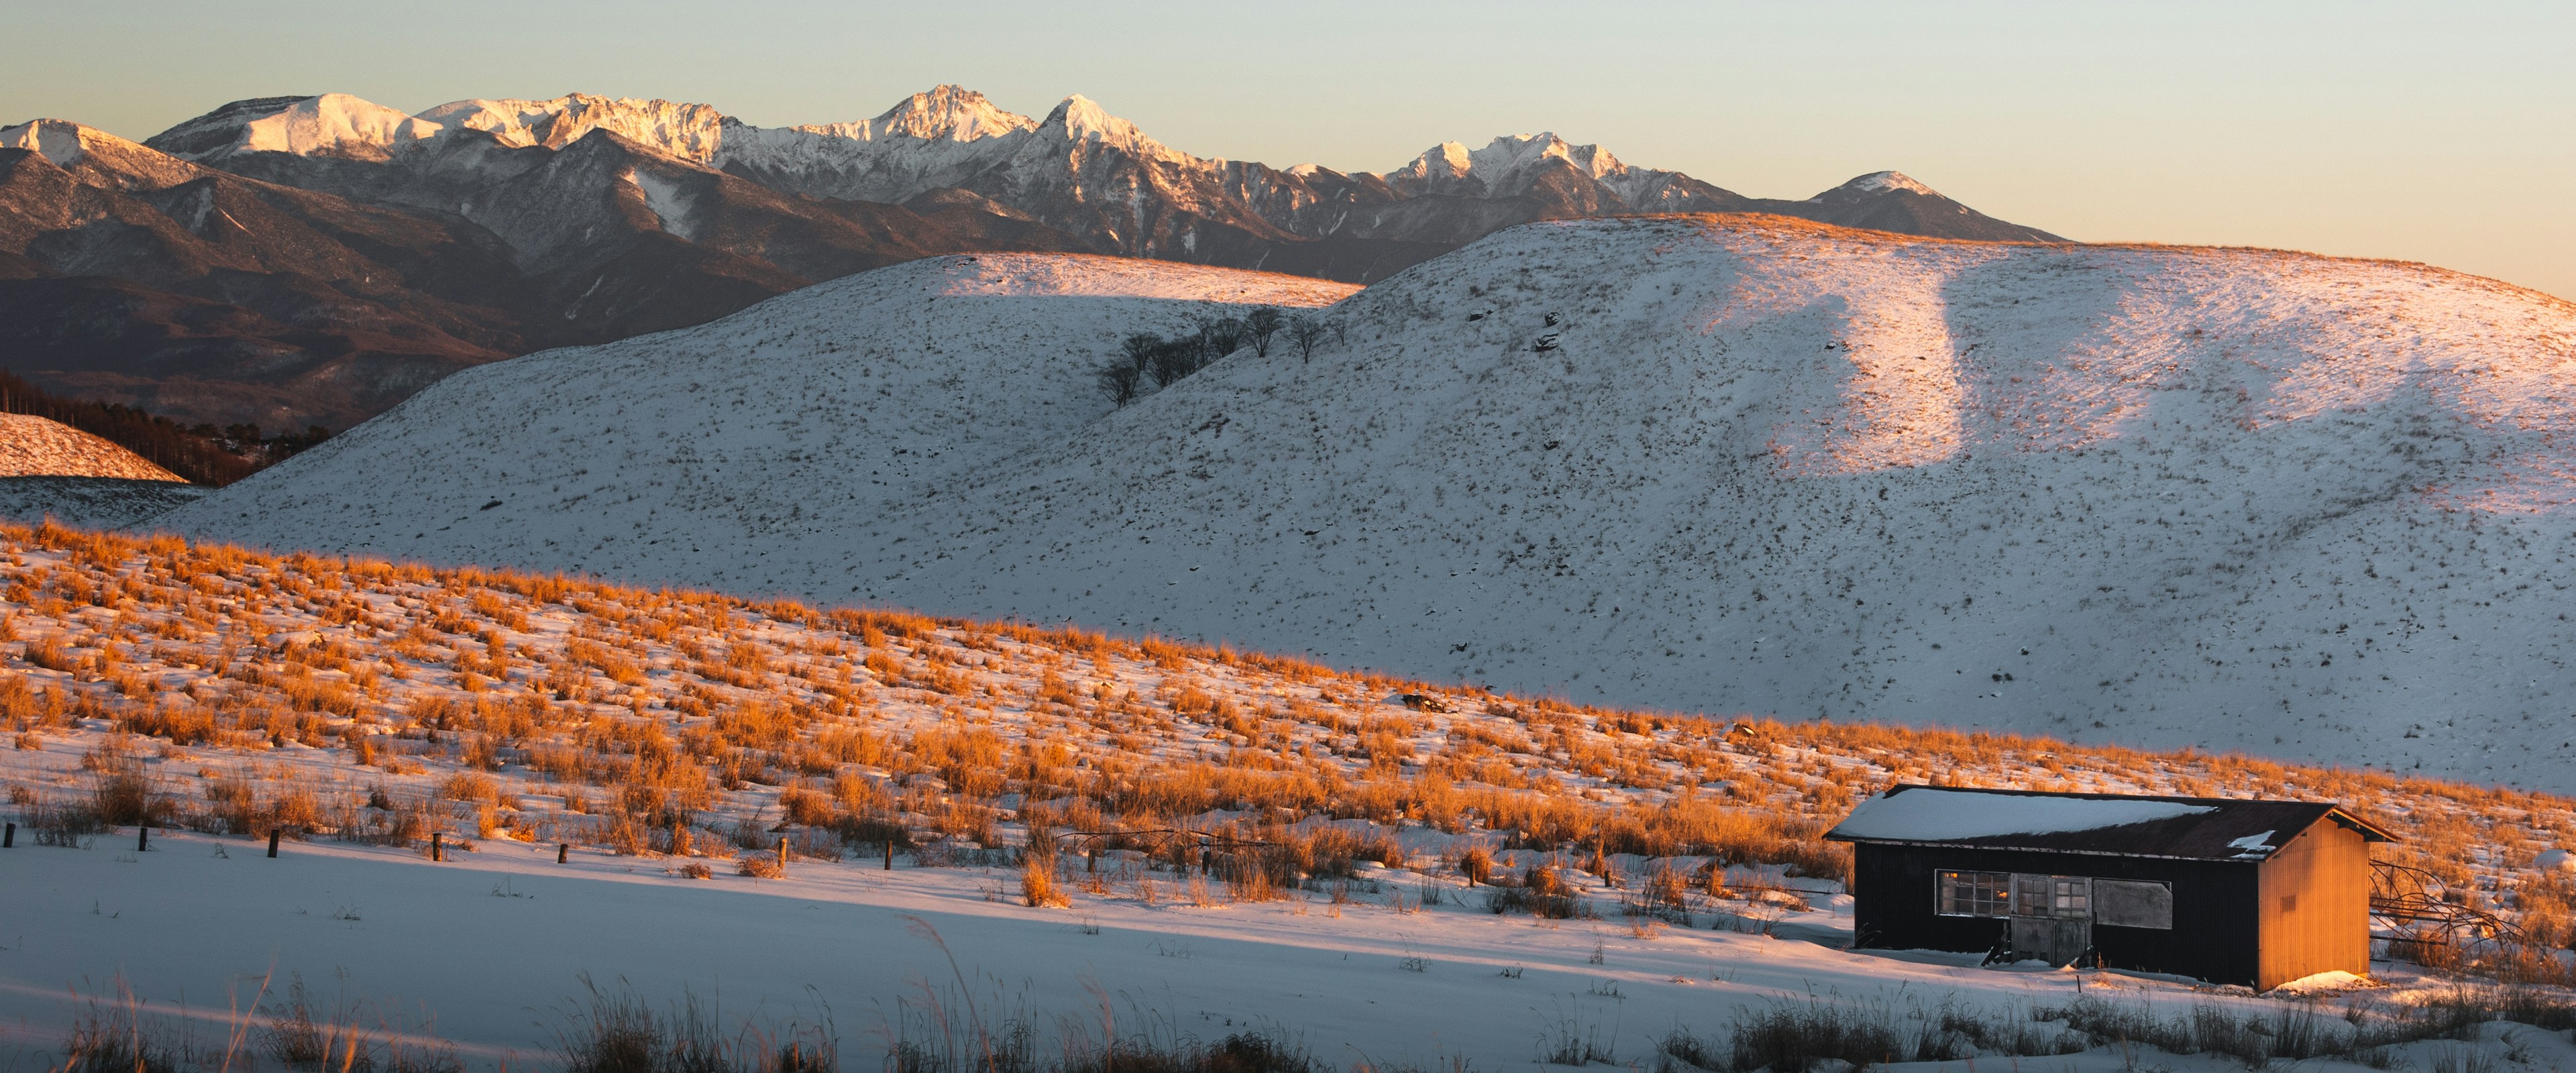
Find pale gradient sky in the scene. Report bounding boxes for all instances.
[10,1,2571,298]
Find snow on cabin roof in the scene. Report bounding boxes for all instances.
[1831,789,2216,842]
[1825,785,2395,862]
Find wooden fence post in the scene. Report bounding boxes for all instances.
[883,838,894,871]
[777,836,789,879]
[138,826,149,852]
[267,829,281,858]
[431,832,443,862]
[557,842,569,864]
[4,822,14,848]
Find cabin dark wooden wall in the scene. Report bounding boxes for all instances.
[1850,844,2263,986]
[2256,823,2371,989]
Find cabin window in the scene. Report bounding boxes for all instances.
[1936,870,2010,917]
[2013,874,2091,919]
[2094,879,2174,929]
[2051,877,2091,919]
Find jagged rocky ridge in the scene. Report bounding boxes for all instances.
[160,87,2063,278]
[0,109,1082,429]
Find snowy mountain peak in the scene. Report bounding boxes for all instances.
[869,84,1034,142]
[1474,132,1627,182]
[136,92,448,162]
[0,118,93,168]
[230,93,440,160]
[1403,141,1476,180]
[1,118,200,188]
[413,93,727,162]
[1815,170,1939,200]
[1040,94,1174,160]
[140,95,312,158]
[1381,132,1636,197]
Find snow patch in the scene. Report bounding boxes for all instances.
[625,169,695,241]
[2269,969,2370,995]
[2226,830,2277,855]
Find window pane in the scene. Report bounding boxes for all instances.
[2053,878,2090,919]
[1938,870,2010,917]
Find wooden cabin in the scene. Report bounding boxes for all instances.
[1825,785,2395,990]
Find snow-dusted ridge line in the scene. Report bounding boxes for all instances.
[136,85,1943,209]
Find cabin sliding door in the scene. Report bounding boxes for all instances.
[2008,874,2092,966]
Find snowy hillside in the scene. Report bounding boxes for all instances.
[162,218,2576,791]
[0,412,205,529]
[0,414,186,481]
[161,252,1351,562]
[0,477,207,528]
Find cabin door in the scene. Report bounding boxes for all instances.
[2008,874,2093,966]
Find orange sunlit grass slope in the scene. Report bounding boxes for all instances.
[1,519,2570,976]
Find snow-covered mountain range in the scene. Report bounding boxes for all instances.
[3,86,2055,431]
[0,112,1069,430]
[154,86,2062,272]
[160,215,2576,790]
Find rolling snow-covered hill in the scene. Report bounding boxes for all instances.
[0,413,186,481]
[160,252,1353,563]
[0,412,207,526]
[162,216,2576,789]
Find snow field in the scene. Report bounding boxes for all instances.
[7,818,2565,1073]
[0,477,209,530]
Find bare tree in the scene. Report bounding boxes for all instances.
[1201,316,1246,358]
[1244,307,1285,357]
[1120,333,1160,372]
[1097,357,1144,406]
[1147,338,1198,388]
[1288,316,1327,363]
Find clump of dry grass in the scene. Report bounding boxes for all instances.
[1022,855,1068,907]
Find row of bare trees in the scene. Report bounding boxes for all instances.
[0,370,329,486]
[1096,307,1336,406]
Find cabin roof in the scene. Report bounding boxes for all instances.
[1823,785,2397,862]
